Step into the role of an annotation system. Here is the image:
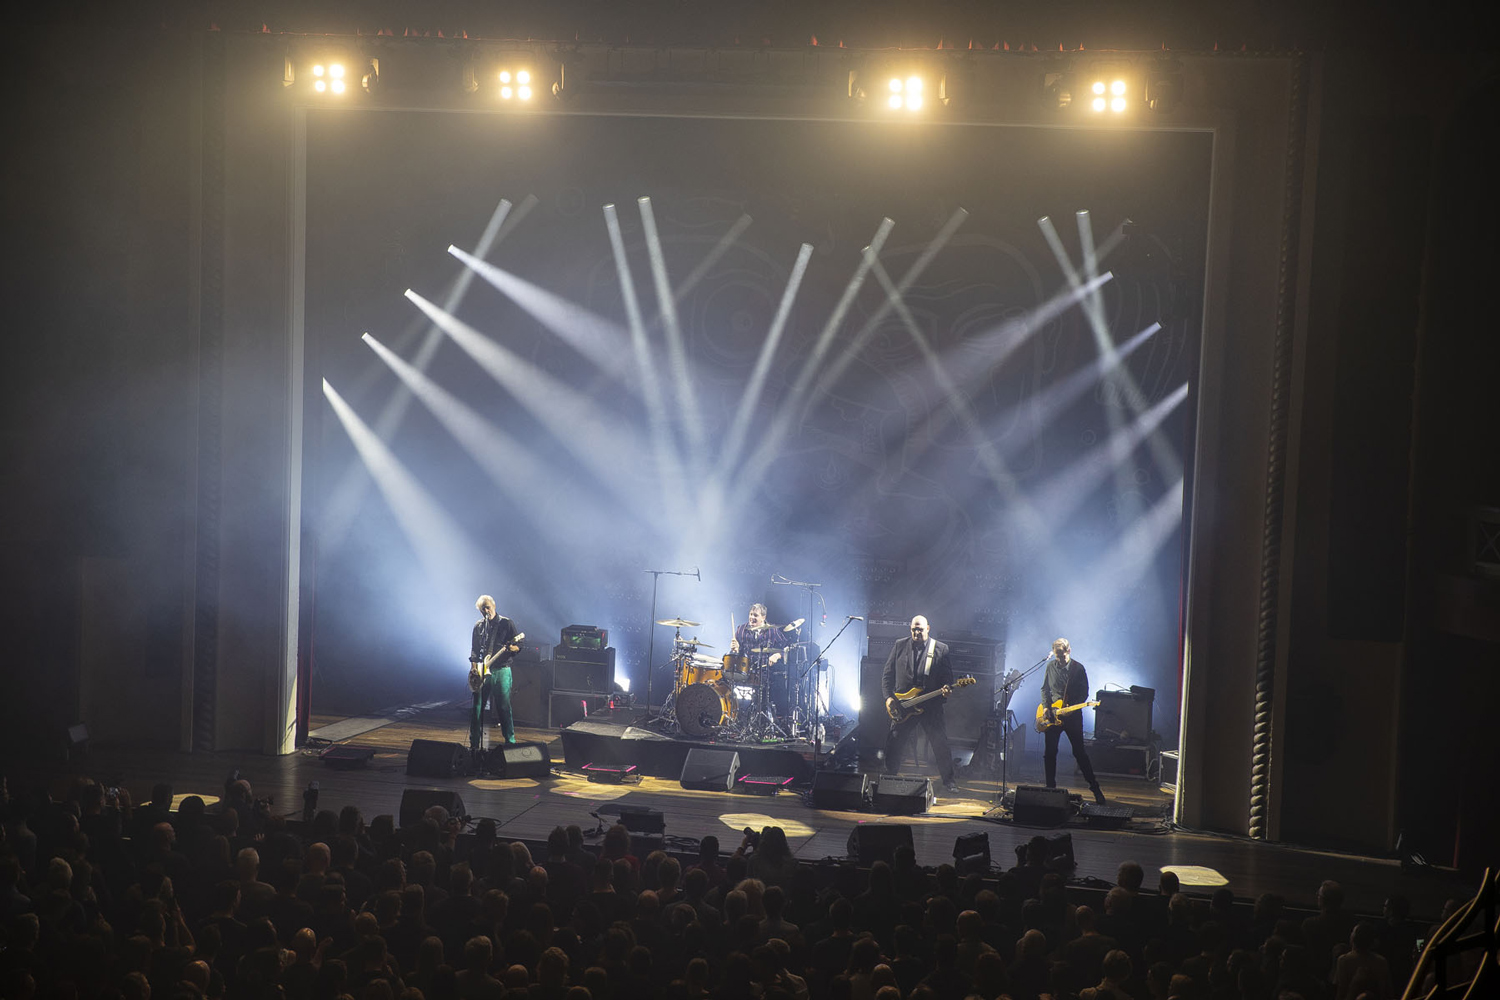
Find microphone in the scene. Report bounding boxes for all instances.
[821,613,827,626]
[847,615,865,621]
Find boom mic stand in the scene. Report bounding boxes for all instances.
[994,655,1050,808]
[643,567,699,720]
[806,615,859,763]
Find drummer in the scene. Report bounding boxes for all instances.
[730,603,793,667]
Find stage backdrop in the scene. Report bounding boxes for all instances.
[303,111,1209,732]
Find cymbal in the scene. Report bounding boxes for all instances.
[747,647,782,654]
[675,638,714,648]
[782,618,806,632]
[656,618,701,628]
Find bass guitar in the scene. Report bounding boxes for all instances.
[887,676,977,722]
[469,632,526,693]
[1034,698,1100,733]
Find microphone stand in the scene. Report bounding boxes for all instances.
[643,567,698,719]
[995,655,1051,808]
[807,615,858,763]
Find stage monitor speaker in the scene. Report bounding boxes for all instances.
[679,748,740,792]
[1095,689,1153,742]
[871,775,933,815]
[846,823,914,865]
[488,741,551,779]
[1012,784,1072,827]
[406,739,469,778]
[399,788,466,828]
[811,770,869,811]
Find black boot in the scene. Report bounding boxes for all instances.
[1090,783,1106,805]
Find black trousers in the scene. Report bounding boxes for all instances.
[883,706,955,782]
[1043,711,1099,788]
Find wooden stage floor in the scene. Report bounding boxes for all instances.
[7,702,1474,923]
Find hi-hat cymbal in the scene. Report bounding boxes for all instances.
[656,618,701,628]
[677,638,715,648]
[748,647,782,654]
[782,618,806,632]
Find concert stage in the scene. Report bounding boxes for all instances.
[3,699,1472,924]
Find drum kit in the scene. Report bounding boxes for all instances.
[654,617,822,742]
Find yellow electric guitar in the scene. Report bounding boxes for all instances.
[887,676,977,722]
[468,632,525,693]
[1034,698,1101,733]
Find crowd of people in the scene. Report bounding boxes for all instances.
[0,772,1443,1000]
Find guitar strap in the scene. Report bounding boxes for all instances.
[920,638,935,679]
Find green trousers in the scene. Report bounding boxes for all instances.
[469,666,515,750]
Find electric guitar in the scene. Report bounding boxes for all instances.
[887,676,977,722]
[1034,698,1101,733]
[468,632,526,693]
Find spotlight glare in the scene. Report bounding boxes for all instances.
[1092,80,1105,95]
[889,78,902,92]
[906,94,923,110]
[518,86,532,100]
[906,76,922,93]
[501,86,513,100]
[1111,79,1126,95]
[888,94,903,108]
[314,80,326,93]
[1111,96,1127,112]
[517,70,531,84]
[312,64,325,77]
[500,70,511,83]
[331,79,345,94]
[330,64,345,79]
[1092,96,1106,112]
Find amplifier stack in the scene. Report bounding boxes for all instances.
[550,624,616,728]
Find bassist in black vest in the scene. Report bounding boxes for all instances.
[1040,638,1106,804]
[470,595,520,752]
[881,615,959,794]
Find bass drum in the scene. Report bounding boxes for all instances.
[677,682,732,738]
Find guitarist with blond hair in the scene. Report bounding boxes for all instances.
[1040,638,1106,804]
[881,615,960,794]
[470,595,522,752]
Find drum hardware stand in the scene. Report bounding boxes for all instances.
[642,567,699,720]
[992,656,1049,809]
[772,574,826,743]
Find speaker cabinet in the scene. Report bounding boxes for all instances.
[511,666,552,728]
[871,774,933,815]
[680,748,740,791]
[406,739,470,778]
[399,789,467,828]
[846,823,914,864]
[811,770,870,811]
[553,658,613,693]
[488,741,552,779]
[1094,689,1153,742]
[1012,784,1072,827]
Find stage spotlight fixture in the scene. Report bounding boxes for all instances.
[1084,70,1131,114]
[300,55,377,97]
[497,66,536,101]
[850,66,945,112]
